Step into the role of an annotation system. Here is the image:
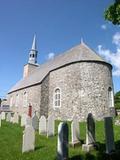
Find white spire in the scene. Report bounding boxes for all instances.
[28,35,38,64]
[31,34,37,50]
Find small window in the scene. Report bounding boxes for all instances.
[23,92,28,107]
[54,88,61,108]
[108,87,114,108]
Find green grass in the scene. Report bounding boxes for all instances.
[0,119,120,160]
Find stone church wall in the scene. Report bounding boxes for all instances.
[40,75,49,118]
[7,84,41,116]
[48,61,113,121]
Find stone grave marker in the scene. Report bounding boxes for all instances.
[82,113,96,152]
[22,124,35,153]
[6,112,11,122]
[13,112,19,123]
[10,116,14,123]
[47,114,55,137]
[1,112,5,120]
[26,115,32,126]
[21,113,27,127]
[104,116,115,154]
[57,122,69,160]
[39,115,47,135]
[70,117,80,147]
[32,113,39,130]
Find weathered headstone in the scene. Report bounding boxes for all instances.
[70,117,80,147]
[13,112,19,123]
[1,112,5,120]
[10,116,14,123]
[6,112,11,122]
[82,113,96,152]
[104,116,115,154]
[47,114,55,137]
[26,115,32,126]
[39,115,47,135]
[57,122,69,160]
[32,113,39,130]
[22,124,35,153]
[21,113,27,127]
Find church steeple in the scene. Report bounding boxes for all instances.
[28,35,38,64]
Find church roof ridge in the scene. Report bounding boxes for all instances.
[8,42,111,93]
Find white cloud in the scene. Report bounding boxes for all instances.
[97,32,120,76]
[112,32,120,47]
[101,24,107,30]
[48,52,55,60]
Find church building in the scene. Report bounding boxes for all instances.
[7,36,115,121]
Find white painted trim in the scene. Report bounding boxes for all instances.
[53,87,61,109]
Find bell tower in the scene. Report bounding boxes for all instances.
[28,35,38,64]
[23,35,39,78]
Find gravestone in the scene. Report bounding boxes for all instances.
[82,113,96,152]
[57,122,69,160]
[39,115,47,135]
[13,112,19,123]
[104,116,115,154]
[10,116,14,123]
[6,113,11,122]
[47,114,55,137]
[0,114,1,127]
[1,112,5,120]
[26,116,32,126]
[70,117,80,147]
[32,113,39,130]
[21,113,27,127]
[22,124,35,153]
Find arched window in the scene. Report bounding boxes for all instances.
[23,92,28,107]
[108,87,114,108]
[54,88,61,108]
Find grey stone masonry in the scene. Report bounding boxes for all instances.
[21,113,27,127]
[82,113,96,152]
[86,113,95,145]
[49,62,113,121]
[70,117,80,147]
[1,112,5,120]
[13,112,19,123]
[47,114,55,137]
[57,122,69,160]
[39,115,47,135]
[22,124,35,153]
[26,116,32,126]
[104,117,115,154]
[32,113,39,130]
[6,113,11,122]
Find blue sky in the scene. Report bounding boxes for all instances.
[0,0,120,98]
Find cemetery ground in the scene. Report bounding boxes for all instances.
[0,120,120,160]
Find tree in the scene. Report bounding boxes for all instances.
[104,0,120,25]
[114,91,120,109]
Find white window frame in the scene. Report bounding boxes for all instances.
[53,88,61,108]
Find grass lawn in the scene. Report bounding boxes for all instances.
[0,119,120,160]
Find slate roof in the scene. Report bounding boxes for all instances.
[8,42,110,93]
